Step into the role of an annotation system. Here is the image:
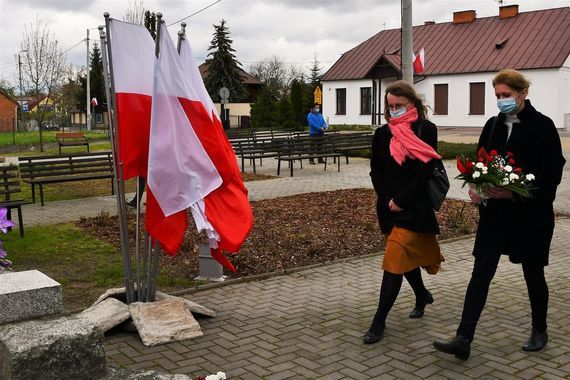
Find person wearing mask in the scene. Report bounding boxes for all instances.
[433,69,565,360]
[364,80,444,344]
[307,104,327,164]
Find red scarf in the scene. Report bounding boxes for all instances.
[388,107,441,165]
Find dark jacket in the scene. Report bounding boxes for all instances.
[473,100,565,265]
[370,119,439,235]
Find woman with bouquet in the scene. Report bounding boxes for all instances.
[434,69,565,360]
[364,81,444,344]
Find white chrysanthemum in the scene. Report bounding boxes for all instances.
[526,174,535,181]
[472,171,481,178]
[475,162,484,169]
[502,178,510,185]
[504,165,513,173]
[509,173,519,181]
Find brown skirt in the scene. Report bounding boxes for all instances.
[382,226,444,275]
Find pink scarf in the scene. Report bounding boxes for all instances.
[388,107,441,165]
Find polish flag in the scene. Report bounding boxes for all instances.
[179,32,253,271]
[145,23,223,255]
[413,48,425,74]
[108,19,155,180]
[91,97,98,107]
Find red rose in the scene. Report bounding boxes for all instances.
[514,167,522,173]
[508,158,516,165]
[490,149,498,156]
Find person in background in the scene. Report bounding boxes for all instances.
[433,69,565,360]
[307,104,327,164]
[365,80,444,344]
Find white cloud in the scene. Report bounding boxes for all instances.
[0,0,568,86]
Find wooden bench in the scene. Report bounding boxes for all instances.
[330,132,373,164]
[0,166,30,237]
[235,138,289,173]
[56,132,90,154]
[19,151,114,206]
[276,136,343,177]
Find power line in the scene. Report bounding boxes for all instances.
[167,0,223,26]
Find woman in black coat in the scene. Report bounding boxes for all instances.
[364,81,444,344]
[434,69,565,360]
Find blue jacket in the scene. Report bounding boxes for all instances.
[307,112,327,135]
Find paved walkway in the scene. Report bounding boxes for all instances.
[14,137,570,379]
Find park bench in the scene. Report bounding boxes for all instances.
[0,165,30,237]
[235,137,290,173]
[276,136,343,177]
[19,151,114,207]
[56,132,90,154]
[330,132,373,164]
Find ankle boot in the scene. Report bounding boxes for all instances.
[433,335,471,360]
[409,290,434,318]
[522,329,548,351]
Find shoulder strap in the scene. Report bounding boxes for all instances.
[486,116,499,151]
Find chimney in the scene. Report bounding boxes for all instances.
[453,10,476,24]
[499,4,519,19]
[424,21,435,25]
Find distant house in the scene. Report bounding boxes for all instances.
[322,5,570,129]
[199,61,262,127]
[0,89,18,132]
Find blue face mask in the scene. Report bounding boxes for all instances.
[389,107,407,118]
[497,97,520,114]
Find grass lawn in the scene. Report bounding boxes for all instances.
[3,223,195,312]
[0,131,110,146]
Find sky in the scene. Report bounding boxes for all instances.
[0,0,568,87]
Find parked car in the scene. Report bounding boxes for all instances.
[40,123,59,131]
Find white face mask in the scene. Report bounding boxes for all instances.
[314,107,320,113]
[389,107,407,118]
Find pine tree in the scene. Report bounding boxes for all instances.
[289,78,305,125]
[308,52,322,88]
[204,20,245,102]
[143,11,157,39]
[89,43,106,112]
[250,87,276,129]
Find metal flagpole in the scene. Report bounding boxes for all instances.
[176,22,186,54]
[101,14,136,303]
[86,29,91,131]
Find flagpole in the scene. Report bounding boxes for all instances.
[101,14,136,304]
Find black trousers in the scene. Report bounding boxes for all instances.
[457,250,549,341]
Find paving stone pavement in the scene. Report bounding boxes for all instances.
[15,142,570,379]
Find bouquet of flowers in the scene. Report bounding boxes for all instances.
[456,148,535,200]
[0,208,14,270]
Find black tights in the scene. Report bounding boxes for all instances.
[457,251,548,341]
[368,267,428,334]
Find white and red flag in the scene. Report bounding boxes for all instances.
[145,22,223,255]
[91,97,98,107]
[178,34,253,271]
[413,48,425,74]
[108,19,155,180]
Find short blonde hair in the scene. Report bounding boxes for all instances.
[492,69,531,92]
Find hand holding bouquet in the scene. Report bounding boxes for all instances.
[456,148,535,201]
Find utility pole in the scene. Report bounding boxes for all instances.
[401,0,413,83]
[18,50,27,129]
[86,29,91,131]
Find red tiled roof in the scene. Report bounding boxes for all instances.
[0,89,18,105]
[323,7,570,81]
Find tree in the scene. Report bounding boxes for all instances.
[249,56,305,98]
[289,78,305,126]
[204,20,245,103]
[0,80,16,98]
[308,52,323,88]
[124,0,146,25]
[250,87,276,129]
[77,43,107,115]
[20,18,68,150]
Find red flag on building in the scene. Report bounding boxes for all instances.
[108,19,155,180]
[413,48,425,74]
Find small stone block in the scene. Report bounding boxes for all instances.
[0,315,107,380]
[0,270,63,324]
[78,297,131,333]
[129,299,203,347]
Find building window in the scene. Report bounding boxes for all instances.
[360,87,371,115]
[469,82,485,115]
[336,88,346,115]
[434,84,448,115]
[95,113,103,124]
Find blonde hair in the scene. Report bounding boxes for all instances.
[492,69,531,92]
[384,80,427,121]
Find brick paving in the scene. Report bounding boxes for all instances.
[15,135,570,379]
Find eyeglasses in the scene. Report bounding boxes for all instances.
[387,103,409,111]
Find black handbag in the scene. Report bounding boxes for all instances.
[418,120,449,211]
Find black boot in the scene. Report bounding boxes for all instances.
[522,329,548,351]
[409,290,434,318]
[363,324,385,344]
[433,335,471,360]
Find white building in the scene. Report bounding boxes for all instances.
[322,5,570,129]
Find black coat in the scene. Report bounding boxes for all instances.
[370,119,439,235]
[473,100,565,265]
